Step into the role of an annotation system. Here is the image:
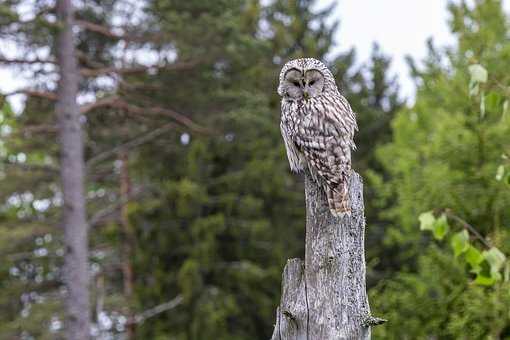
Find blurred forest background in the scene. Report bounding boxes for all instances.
[0,0,509,339]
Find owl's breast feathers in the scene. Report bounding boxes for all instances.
[280,92,357,188]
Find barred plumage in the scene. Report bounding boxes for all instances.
[278,58,357,217]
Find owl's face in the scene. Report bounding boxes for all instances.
[280,68,325,101]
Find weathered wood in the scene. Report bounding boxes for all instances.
[271,171,376,340]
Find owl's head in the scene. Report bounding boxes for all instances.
[277,58,336,101]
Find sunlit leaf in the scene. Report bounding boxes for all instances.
[432,214,449,240]
[419,211,435,231]
[483,247,506,275]
[465,246,484,273]
[496,165,505,181]
[475,273,496,286]
[468,64,488,83]
[450,230,469,257]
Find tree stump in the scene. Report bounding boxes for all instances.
[271,171,383,339]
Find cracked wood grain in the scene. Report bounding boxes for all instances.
[271,171,372,340]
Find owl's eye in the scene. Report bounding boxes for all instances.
[309,80,316,86]
[292,81,300,87]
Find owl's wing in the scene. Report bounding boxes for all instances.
[322,94,357,148]
[280,122,303,172]
[295,128,351,190]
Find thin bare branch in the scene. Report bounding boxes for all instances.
[75,19,124,39]
[4,92,205,134]
[132,295,183,325]
[444,209,492,248]
[141,105,208,134]
[76,19,165,43]
[0,57,56,65]
[89,202,120,228]
[86,123,176,168]
[79,95,119,114]
[2,160,59,173]
[80,97,208,133]
[89,186,144,227]
[22,124,58,135]
[3,89,57,100]
[80,60,198,77]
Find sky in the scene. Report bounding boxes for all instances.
[325,0,509,101]
[325,0,455,100]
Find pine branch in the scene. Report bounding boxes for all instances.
[22,125,58,134]
[0,56,56,65]
[80,97,208,133]
[75,19,124,39]
[3,89,57,100]
[76,19,166,43]
[1,160,59,173]
[79,95,120,114]
[80,60,198,77]
[2,90,207,134]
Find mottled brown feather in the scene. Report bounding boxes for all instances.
[279,58,357,217]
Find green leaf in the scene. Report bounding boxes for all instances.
[474,273,496,286]
[432,214,449,240]
[495,165,505,181]
[465,246,484,273]
[0,100,13,117]
[468,64,488,83]
[450,230,469,257]
[483,247,506,275]
[485,91,501,113]
[419,211,435,231]
[504,172,510,187]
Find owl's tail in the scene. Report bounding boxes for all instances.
[326,184,350,218]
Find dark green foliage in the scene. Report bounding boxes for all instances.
[371,246,510,339]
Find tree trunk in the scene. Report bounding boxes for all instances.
[119,152,136,338]
[271,171,383,339]
[56,0,91,338]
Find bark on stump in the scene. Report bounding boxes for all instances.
[271,171,381,340]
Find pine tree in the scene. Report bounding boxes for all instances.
[369,0,510,338]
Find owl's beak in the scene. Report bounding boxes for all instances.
[303,89,310,100]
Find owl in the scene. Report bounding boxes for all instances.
[278,58,357,217]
